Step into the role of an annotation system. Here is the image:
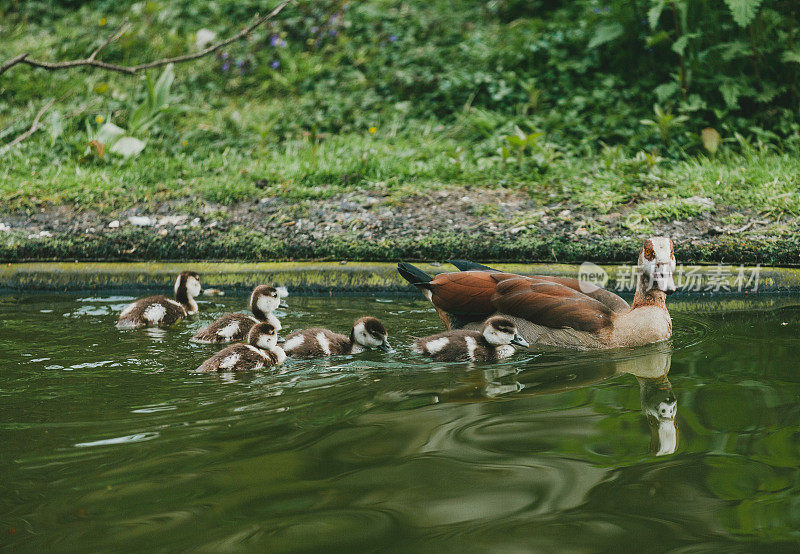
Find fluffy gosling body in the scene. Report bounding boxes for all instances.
[413,316,529,362]
[195,322,286,372]
[283,316,391,357]
[191,285,285,344]
[117,271,201,330]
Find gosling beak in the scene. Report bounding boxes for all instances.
[378,340,393,353]
[277,336,285,344]
[510,334,530,348]
[279,301,289,308]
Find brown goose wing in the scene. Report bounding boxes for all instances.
[428,271,521,317]
[491,277,615,332]
[530,275,630,313]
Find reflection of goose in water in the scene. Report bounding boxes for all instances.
[437,344,678,456]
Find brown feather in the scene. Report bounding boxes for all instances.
[491,278,614,332]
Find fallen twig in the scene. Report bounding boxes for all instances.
[0,0,291,76]
[0,98,56,154]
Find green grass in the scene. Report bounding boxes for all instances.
[3,118,799,221]
[2,0,799,243]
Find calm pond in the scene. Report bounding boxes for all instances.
[2,291,800,552]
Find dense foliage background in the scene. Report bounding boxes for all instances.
[1,0,799,225]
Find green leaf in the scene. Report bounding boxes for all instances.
[719,82,742,108]
[587,23,624,49]
[648,0,666,29]
[654,82,679,102]
[671,36,689,56]
[153,63,175,110]
[781,50,800,64]
[723,0,763,28]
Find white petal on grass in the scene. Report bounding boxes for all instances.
[110,137,146,159]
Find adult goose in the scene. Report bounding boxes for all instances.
[397,237,676,349]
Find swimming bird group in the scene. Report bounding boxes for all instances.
[116,236,677,371]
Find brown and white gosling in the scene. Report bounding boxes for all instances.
[283,317,391,357]
[191,285,285,344]
[413,316,529,362]
[117,271,201,329]
[194,322,286,372]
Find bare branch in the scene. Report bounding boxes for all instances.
[0,0,291,77]
[0,98,56,154]
[0,53,29,74]
[89,19,132,61]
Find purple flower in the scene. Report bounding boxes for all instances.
[593,8,600,13]
[311,26,319,33]
[271,60,280,69]
[221,52,229,60]
[236,59,244,67]
[222,62,230,71]
[270,35,280,46]
[329,29,337,37]
[388,35,397,42]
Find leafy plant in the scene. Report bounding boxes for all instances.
[128,63,176,134]
[641,104,689,147]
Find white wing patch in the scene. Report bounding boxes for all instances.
[219,352,240,369]
[143,303,167,324]
[424,337,450,354]
[495,345,516,359]
[283,334,305,352]
[269,346,287,365]
[464,336,477,361]
[217,321,240,339]
[316,332,332,355]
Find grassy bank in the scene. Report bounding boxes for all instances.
[2,1,799,263]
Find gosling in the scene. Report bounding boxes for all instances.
[413,316,529,362]
[194,322,286,372]
[283,317,391,357]
[117,271,201,329]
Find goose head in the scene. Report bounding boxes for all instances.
[248,321,279,350]
[250,285,281,316]
[175,271,202,299]
[638,237,676,295]
[482,316,529,348]
[351,317,392,352]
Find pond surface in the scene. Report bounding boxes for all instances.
[2,291,800,552]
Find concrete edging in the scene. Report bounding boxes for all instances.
[2,261,799,293]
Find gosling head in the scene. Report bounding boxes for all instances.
[638,237,676,295]
[351,317,392,352]
[250,285,281,316]
[175,271,202,299]
[248,321,279,350]
[482,316,529,348]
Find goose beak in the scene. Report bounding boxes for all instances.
[511,334,529,348]
[378,340,394,353]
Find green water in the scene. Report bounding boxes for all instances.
[2,291,800,552]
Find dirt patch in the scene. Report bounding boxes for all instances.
[0,188,791,251]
